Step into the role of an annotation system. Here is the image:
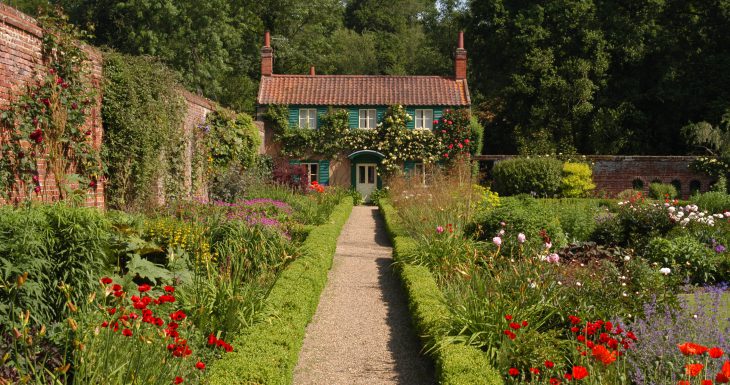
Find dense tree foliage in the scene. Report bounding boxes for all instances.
[5,0,730,155]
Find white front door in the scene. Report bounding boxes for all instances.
[356,163,377,201]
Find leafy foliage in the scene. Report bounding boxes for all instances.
[648,182,678,200]
[0,10,101,201]
[560,162,595,198]
[101,51,187,210]
[491,157,563,197]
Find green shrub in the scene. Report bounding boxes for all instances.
[644,235,721,284]
[468,195,567,253]
[560,162,595,197]
[648,183,678,199]
[538,199,601,242]
[0,204,113,328]
[491,157,563,197]
[590,201,674,249]
[691,191,730,213]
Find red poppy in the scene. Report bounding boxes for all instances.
[710,347,724,359]
[101,321,109,327]
[138,284,152,293]
[572,366,589,380]
[679,342,709,356]
[112,284,122,291]
[165,286,175,293]
[509,322,521,330]
[545,360,555,368]
[173,377,183,384]
[703,380,714,385]
[503,330,516,340]
[716,361,730,383]
[530,367,540,375]
[550,378,561,385]
[569,315,581,325]
[678,381,690,385]
[522,320,529,327]
[508,368,519,377]
[122,329,133,337]
[195,361,205,370]
[686,363,704,377]
[208,333,217,345]
[505,315,513,321]
[170,310,187,321]
[101,277,113,285]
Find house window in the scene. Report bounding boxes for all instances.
[299,109,317,129]
[415,109,434,130]
[359,109,377,129]
[302,162,319,183]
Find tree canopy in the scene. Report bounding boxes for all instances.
[5,0,730,155]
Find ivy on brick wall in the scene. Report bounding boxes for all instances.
[268,105,483,174]
[0,11,101,202]
[101,51,187,210]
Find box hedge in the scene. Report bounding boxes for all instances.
[206,198,353,385]
[379,200,504,385]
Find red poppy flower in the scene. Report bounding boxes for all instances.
[678,381,690,385]
[108,307,117,315]
[679,342,709,356]
[122,329,133,337]
[509,322,521,330]
[686,363,704,377]
[522,320,529,327]
[164,286,175,293]
[710,347,724,359]
[195,361,205,370]
[505,315,513,321]
[545,360,555,368]
[173,376,183,384]
[101,277,113,285]
[508,368,519,377]
[138,284,151,293]
[170,310,187,321]
[112,284,122,291]
[208,333,218,345]
[503,330,516,340]
[569,315,581,325]
[703,380,714,385]
[101,321,109,328]
[716,361,730,383]
[572,366,589,380]
[530,367,540,375]
[550,378,561,385]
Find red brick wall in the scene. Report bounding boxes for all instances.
[476,155,715,199]
[0,3,105,208]
[1,4,221,208]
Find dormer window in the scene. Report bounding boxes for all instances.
[359,109,377,129]
[299,108,317,129]
[415,109,434,130]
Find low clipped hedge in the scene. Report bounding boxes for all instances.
[206,198,353,385]
[380,200,504,385]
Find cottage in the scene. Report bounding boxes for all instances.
[256,31,471,199]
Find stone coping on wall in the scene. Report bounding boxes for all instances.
[473,154,703,162]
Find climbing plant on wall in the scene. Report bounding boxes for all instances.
[0,10,101,202]
[269,105,481,174]
[101,51,187,210]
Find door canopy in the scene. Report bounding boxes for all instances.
[347,150,385,161]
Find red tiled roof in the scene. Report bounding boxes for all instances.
[257,75,470,106]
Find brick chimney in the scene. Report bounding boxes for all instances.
[455,31,467,80]
[261,31,273,76]
[309,66,315,76]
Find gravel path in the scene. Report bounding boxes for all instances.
[293,206,436,385]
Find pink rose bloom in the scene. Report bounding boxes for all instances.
[436,226,444,234]
[546,253,560,263]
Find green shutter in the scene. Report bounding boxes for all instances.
[434,107,444,120]
[318,160,330,185]
[317,107,327,128]
[288,107,299,129]
[349,108,359,128]
[404,160,415,174]
[376,107,385,124]
[406,107,415,129]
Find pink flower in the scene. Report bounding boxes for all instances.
[436,226,444,234]
[517,233,526,244]
[546,253,560,263]
[545,242,552,250]
[493,236,502,246]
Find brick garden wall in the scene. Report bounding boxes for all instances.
[476,155,715,199]
[0,3,105,207]
[0,4,218,208]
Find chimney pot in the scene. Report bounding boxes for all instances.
[261,31,273,76]
[264,31,271,47]
[455,31,467,80]
[309,66,315,76]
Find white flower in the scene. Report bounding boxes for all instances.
[517,233,526,244]
[575,281,582,287]
[624,256,631,261]
[544,242,552,250]
[667,206,676,213]
[492,236,502,247]
[660,267,671,275]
